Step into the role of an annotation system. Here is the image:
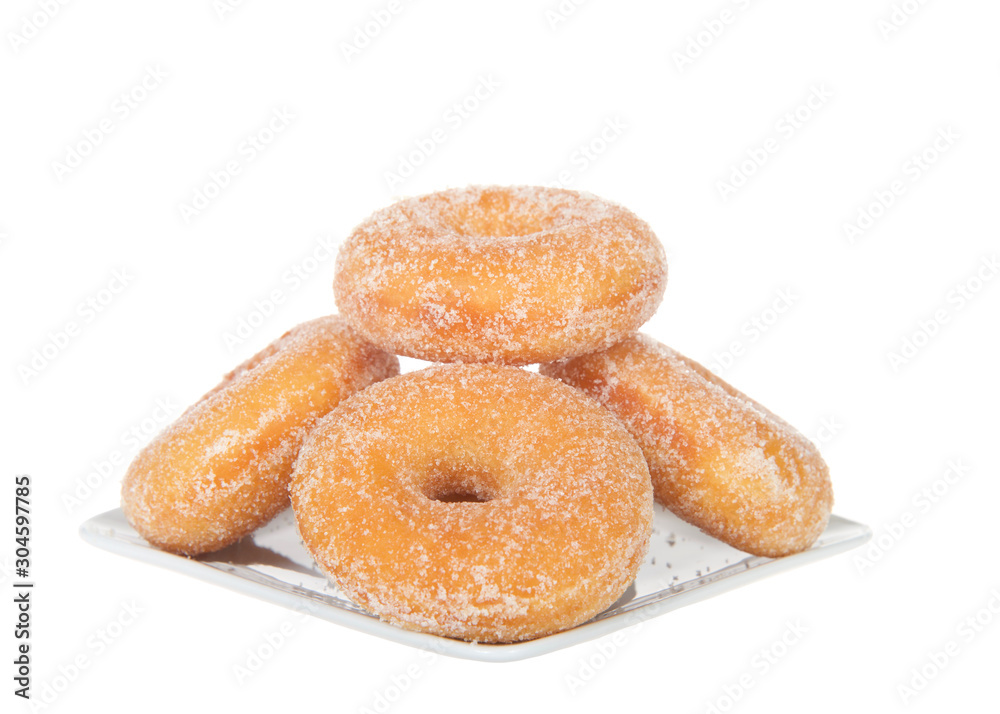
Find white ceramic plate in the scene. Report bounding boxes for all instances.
[80,506,869,662]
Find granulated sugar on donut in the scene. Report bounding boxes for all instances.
[289,363,653,643]
[333,185,667,364]
[121,316,399,556]
[542,334,832,558]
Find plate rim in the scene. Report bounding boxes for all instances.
[79,509,871,663]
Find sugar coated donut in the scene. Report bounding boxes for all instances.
[289,363,653,642]
[541,335,832,557]
[121,316,399,556]
[333,185,667,364]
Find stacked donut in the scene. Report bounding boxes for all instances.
[122,185,832,644]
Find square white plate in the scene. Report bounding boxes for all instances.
[80,506,869,662]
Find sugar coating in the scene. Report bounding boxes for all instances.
[333,185,667,364]
[541,334,833,558]
[120,316,399,556]
[289,363,654,643]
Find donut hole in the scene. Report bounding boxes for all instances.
[421,466,500,503]
[442,209,548,239]
[435,189,574,238]
[432,490,490,503]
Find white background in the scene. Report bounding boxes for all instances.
[2,1,998,712]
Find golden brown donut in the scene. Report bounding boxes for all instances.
[121,316,398,556]
[289,363,653,643]
[333,185,667,364]
[541,334,832,557]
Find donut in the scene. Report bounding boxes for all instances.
[333,185,667,364]
[121,316,399,556]
[289,363,653,643]
[541,335,832,557]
